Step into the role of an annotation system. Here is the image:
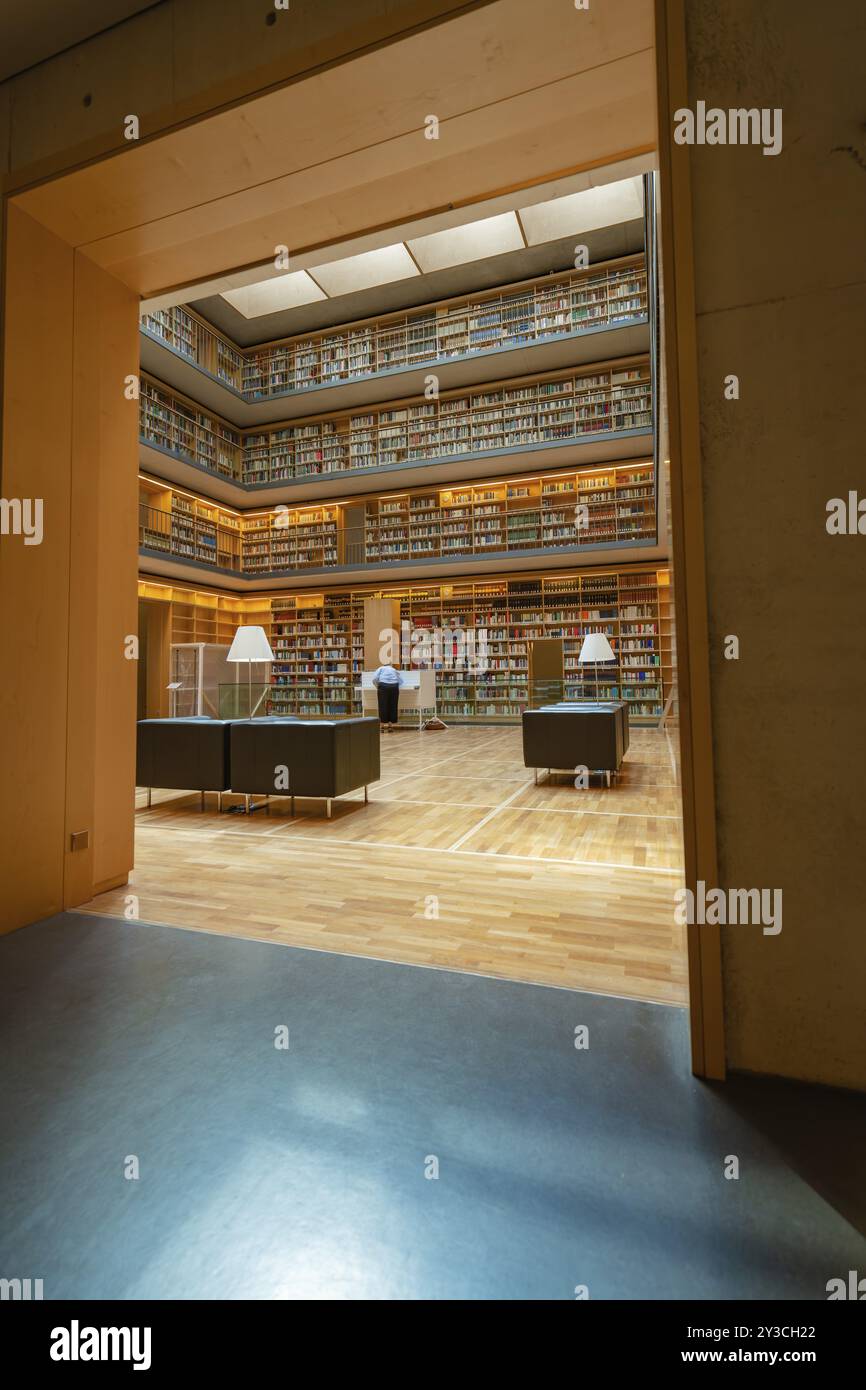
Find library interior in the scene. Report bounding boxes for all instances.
[5,0,863,1307]
[95,167,685,1006]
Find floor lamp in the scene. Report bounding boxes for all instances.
[227,625,274,718]
[577,631,616,701]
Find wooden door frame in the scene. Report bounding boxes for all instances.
[1,0,726,1076]
[654,0,725,1078]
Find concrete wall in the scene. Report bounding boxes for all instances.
[0,0,493,188]
[683,1,866,1088]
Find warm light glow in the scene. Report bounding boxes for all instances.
[227,625,275,662]
[578,633,616,664]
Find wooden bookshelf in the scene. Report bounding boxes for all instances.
[140,256,647,403]
[140,307,245,391]
[138,564,672,724]
[139,359,652,489]
[243,361,651,483]
[139,479,241,570]
[241,258,648,399]
[140,378,244,480]
[139,461,656,576]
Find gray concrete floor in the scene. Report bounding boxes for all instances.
[0,912,864,1300]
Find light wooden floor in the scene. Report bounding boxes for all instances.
[77,725,687,1004]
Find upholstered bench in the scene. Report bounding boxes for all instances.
[229,716,380,817]
[522,703,628,787]
[136,718,233,808]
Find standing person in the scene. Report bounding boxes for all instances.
[372,663,405,732]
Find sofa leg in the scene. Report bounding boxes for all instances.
[534,769,538,785]
[364,785,368,804]
[201,792,205,812]
[147,787,152,809]
[326,799,332,819]
[606,770,611,788]
[245,793,250,815]
[217,792,222,813]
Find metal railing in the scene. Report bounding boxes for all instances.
[140,389,244,481]
[140,262,647,404]
[139,371,652,488]
[139,503,242,571]
[141,308,245,391]
[242,265,648,399]
[140,499,657,576]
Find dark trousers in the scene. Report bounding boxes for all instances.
[377,684,399,724]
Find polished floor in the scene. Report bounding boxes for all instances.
[1,912,864,1300]
[79,724,688,1004]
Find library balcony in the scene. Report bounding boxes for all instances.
[138,258,650,426]
[139,361,654,503]
[138,462,659,588]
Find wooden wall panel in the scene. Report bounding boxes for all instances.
[0,207,74,930]
[66,252,139,899]
[0,208,139,931]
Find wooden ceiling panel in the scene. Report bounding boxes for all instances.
[13,0,655,295]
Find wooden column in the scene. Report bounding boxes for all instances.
[363,597,402,670]
[0,206,139,930]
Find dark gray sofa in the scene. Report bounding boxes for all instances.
[522,702,630,786]
[548,701,630,756]
[136,717,232,808]
[229,716,380,817]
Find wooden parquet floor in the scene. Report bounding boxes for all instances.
[77,725,687,1004]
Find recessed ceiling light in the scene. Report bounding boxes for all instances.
[222,271,327,318]
[519,178,644,246]
[407,212,524,272]
[311,244,419,296]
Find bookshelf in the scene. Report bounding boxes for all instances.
[240,362,651,485]
[139,480,242,570]
[269,591,366,717]
[140,377,244,480]
[139,461,656,576]
[140,257,647,403]
[141,308,244,391]
[139,361,651,489]
[241,259,648,399]
[138,565,672,724]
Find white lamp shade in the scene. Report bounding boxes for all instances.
[227,625,274,662]
[578,632,616,664]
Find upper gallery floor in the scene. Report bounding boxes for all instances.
[140,254,649,426]
[139,354,653,507]
[137,171,652,428]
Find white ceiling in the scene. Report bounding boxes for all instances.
[218,175,645,323]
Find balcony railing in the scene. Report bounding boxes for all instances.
[140,365,652,488]
[140,307,245,391]
[140,260,648,403]
[242,264,648,399]
[140,381,244,481]
[139,502,242,571]
[139,470,656,577]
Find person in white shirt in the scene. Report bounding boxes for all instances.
[372,664,405,732]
